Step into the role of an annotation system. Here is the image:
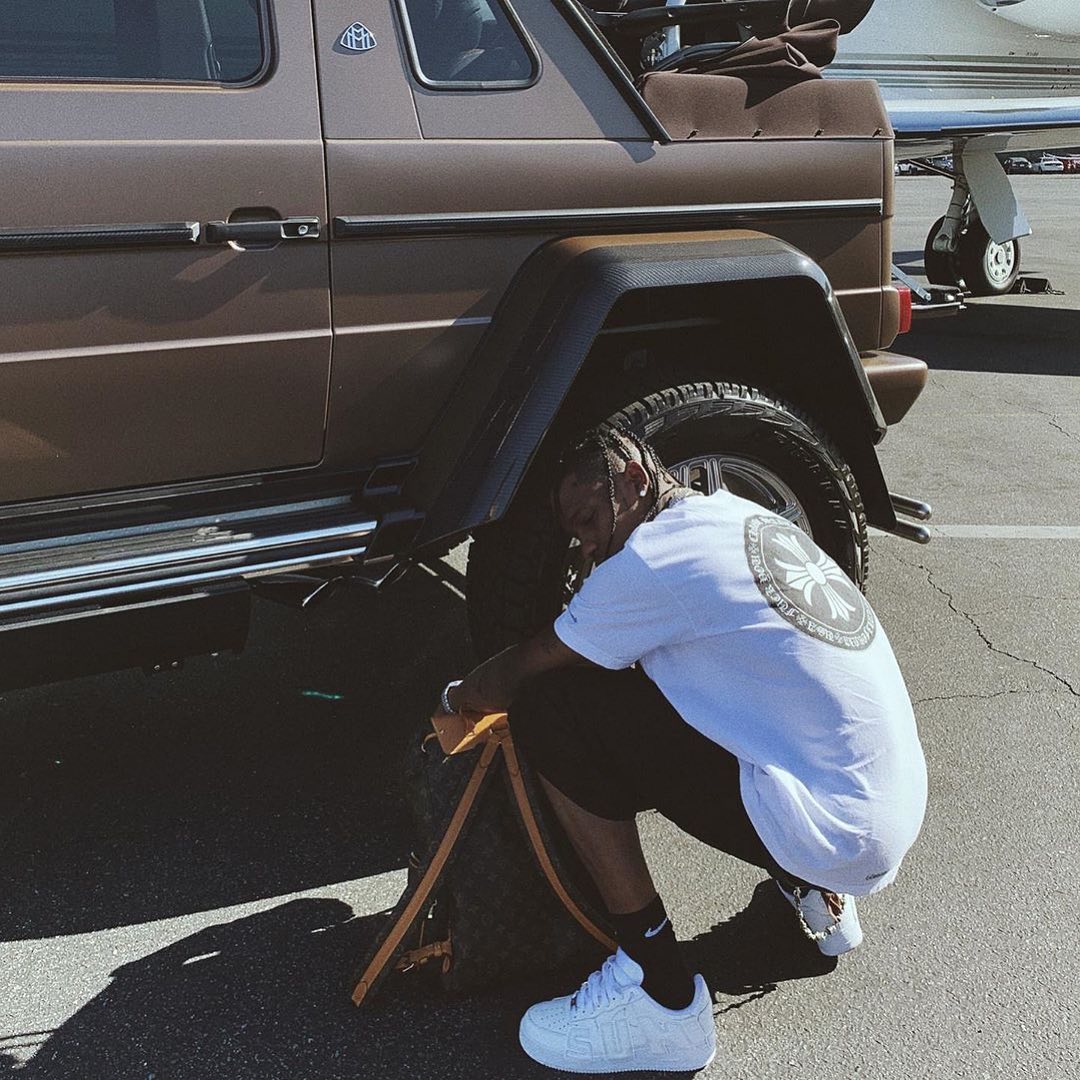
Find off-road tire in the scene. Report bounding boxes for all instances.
[466,383,869,661]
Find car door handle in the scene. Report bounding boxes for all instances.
[203,217,322,245]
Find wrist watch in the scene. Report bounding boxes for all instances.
[441,679,462,714]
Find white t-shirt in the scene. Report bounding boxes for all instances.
[553,489,927,895]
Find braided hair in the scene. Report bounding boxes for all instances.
[553,423,669,536]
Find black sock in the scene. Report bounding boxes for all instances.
[609,894,694,1010]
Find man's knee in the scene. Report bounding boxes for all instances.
[509,668,580,742]
[510,667,640,823]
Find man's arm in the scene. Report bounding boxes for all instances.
[441,625,591,717]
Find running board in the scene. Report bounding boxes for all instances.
[0,497,377,619]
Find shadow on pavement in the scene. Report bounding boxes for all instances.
[0,565,473,940]
[2,882,835,1080]
[901,301,1080,377]
[892,248,924,274]
[1,555,839,1079]
[2,897,539,1080]
[684,878,835,1004]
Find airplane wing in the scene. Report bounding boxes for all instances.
[889,103,1080,161]
[828,0,1080,283]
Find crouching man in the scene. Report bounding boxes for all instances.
[437,424,927,1074]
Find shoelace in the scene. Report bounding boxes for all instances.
[571,956,629,1015]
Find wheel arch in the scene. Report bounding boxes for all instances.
[404,230,895,553]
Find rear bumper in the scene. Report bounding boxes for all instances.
[861,350,928,425]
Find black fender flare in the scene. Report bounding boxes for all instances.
[404,230,895,551]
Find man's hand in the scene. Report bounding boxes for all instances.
[435,625,590,719]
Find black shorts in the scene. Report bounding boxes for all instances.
[510,665,811,889]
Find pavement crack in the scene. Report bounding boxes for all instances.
[918,564,1079,698]
[914,688,1054,706]
[1000,399,1080,446]
[1047,415,1079,444]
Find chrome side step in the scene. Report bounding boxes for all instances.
[0,497,377,619]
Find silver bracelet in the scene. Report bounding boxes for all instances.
[441,679,463,714]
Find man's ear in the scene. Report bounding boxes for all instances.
[623,459,649,496]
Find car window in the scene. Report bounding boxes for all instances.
[397,0,539,88]
[0,0,267,85]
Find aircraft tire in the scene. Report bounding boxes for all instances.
[957,219,1021,297]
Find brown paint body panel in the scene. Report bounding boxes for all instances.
[322,135,888,469]
[862,350,929,425]
[0,0,900,516]
[313,0,422,139]
[0,4,331,504]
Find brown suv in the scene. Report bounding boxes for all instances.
[0,0,928,686]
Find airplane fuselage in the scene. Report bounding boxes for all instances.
[833,0,1080,156]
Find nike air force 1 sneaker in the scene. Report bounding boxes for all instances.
[518,948,716,1074]
[778,883,863,956]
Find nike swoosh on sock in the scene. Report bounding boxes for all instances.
[644,917,669,939]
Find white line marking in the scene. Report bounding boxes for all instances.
[876,525,1080,540]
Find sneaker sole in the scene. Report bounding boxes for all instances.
[519,1017,716,1074]
[818,923,862,957]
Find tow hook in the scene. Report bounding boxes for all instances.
[885,493,932,544]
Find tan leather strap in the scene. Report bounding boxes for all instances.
[351,737,500,1006]
[432,710,509,756]
[395,937,453,974]
[499,728,616,953]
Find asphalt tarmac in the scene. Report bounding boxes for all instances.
[1,177,1077,1079]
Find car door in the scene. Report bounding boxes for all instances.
[0,1,331,505]
[312,0,652,471]
[313,0,888,477]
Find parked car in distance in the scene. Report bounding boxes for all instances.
[1004,156,1034,174]
[1059,155,1080,172]
[1037,155,1065,173]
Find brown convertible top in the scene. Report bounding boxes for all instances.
[640,71,891,141]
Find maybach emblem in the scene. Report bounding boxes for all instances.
[339,22,377,52]
[744,515,876,650]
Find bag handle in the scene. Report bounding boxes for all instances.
[499,727,616,953]
[351,735,501,1005]
[431,709,508,756]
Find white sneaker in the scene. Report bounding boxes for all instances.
[777,883,863,957]
[518,948,716,1074]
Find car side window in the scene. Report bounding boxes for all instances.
[397,0,539,89]
[0,0,268,85]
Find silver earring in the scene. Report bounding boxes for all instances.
[639,488,647,497]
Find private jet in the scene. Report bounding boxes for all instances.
[589,0,1080,297]
[832,0,1080,295]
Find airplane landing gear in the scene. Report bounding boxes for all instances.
[923,215,1021,296]
[923,216,958,287]
[957,219,1021,296]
